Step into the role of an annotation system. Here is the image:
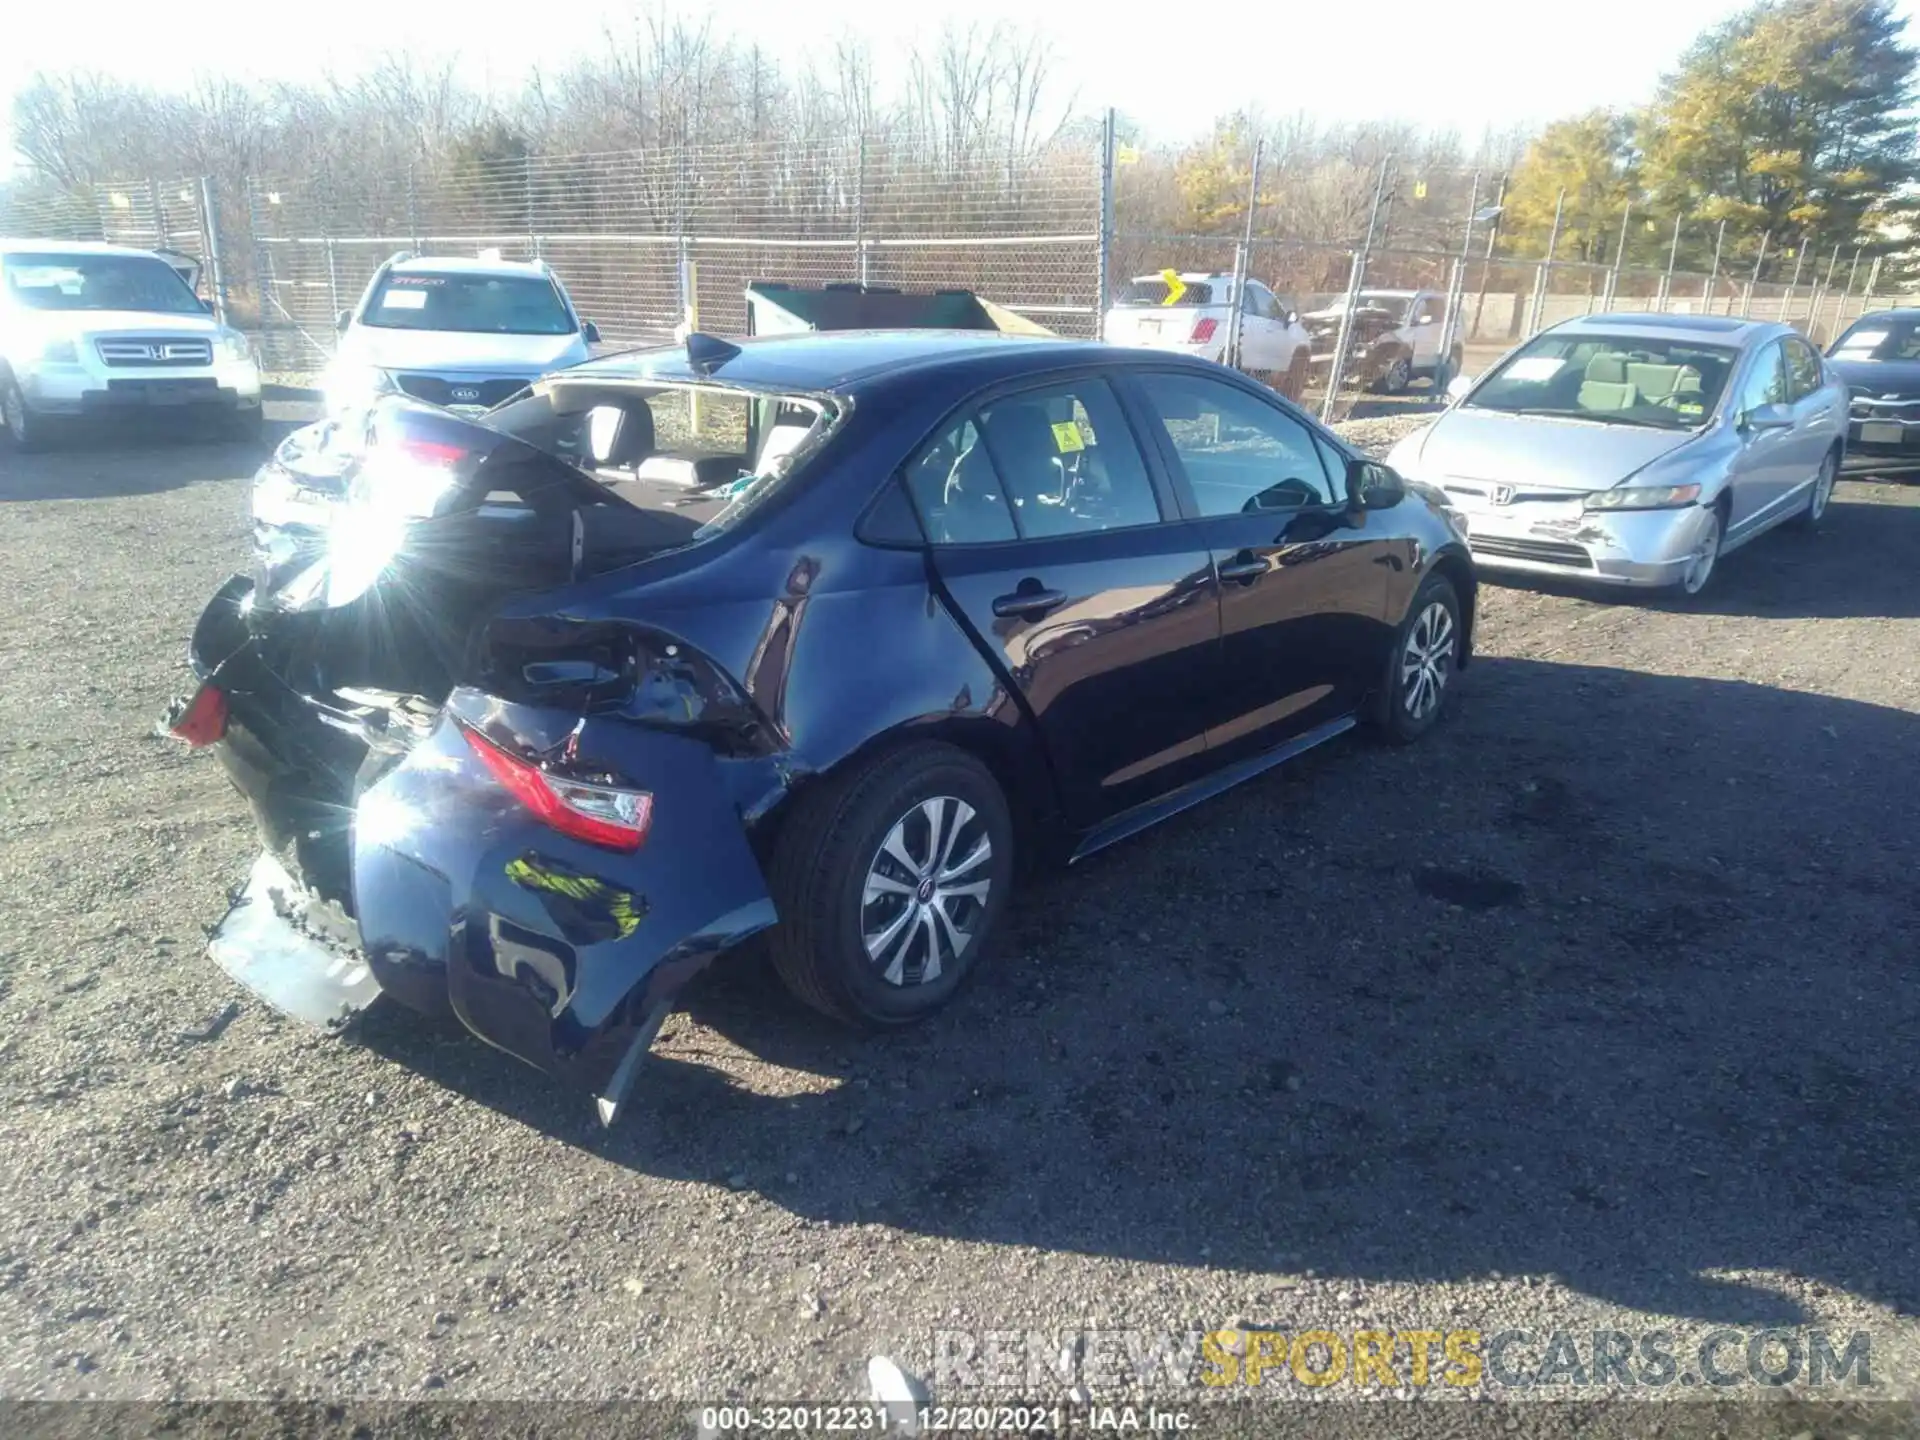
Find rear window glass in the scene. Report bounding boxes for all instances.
[1118,278,1214,307]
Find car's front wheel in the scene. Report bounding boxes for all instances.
[766,742,1014,1027]
[1,374,53,453]
[1374,354,1413,395]
[1371,573,1461,744]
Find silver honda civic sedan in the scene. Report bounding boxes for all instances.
[1386,314,1848,596]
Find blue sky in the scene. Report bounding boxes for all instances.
[6,0,1919,169]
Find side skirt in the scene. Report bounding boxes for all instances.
[1068,714,1358,864]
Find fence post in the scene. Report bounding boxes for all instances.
[1859,256,1882,324]
[1438,170,1480,379]
[1224,138,1264,371]
[1837,246,1863,335]
[1780,237,1807,325]
[325,236,340,323]
[1657,213,1681,312]
[1601,201,1631,311]
[245,175,273,341]
[406,163,420,252]
[855,133,870,285]
[1810,243,1842,340]
[1704,220,1726,314]
[1741,231,1769,317]
[1321,155,1392,422]
[1095,109,1116,340]
[198,176,227,324]
[1469,172,1506,341]
[1527,187,1565,335]
[149,177,172,250]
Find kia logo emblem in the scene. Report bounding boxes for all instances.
[450,386,481,402]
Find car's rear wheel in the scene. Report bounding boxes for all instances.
[1,374,53,453]
[1370,573,1461,745]
[1790,449,1838,530]
[766,742,1014,1027]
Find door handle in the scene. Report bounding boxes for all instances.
[991,585,1068,619]
[1217,550,1270,584]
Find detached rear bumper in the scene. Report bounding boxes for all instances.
[180,576,777,1120]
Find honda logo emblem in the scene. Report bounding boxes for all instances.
[1490,484,1516,506]
[449,386,482,403]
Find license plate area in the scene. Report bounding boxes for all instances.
[1860,421,1903,445]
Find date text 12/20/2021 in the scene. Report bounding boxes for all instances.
[697,1404,1197,1432]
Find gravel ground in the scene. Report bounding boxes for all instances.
[1,408,1917,1436]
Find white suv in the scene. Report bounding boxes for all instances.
[322,253,600,418]
[0,240,262,450]
[1103,272,1313,399]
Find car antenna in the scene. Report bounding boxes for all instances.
[685,331,741,375]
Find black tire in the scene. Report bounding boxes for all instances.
[1281,350,1311,402]
[1373,353,1413,396]
[765,742,1015,1028]
[1369,573,1462,745]
[1,373,53,453]
[1670,499,1727,597]
[1789,448,1839,531]
[225,406,266,444]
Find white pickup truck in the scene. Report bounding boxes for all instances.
[0,239,261,450]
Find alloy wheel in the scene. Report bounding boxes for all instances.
[1400,601,1456,720]
[860,795,995,988]
[1681,511,1722,595]
[1809,454,1836,521]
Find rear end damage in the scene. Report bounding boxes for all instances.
[168,387,830,1120]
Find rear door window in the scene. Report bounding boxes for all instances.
[1118,277,1213,307]
[902,416,1019,545]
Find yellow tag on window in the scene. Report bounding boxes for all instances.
[1051,421,1085,452]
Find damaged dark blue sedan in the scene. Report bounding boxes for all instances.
[170,330,1474,1122]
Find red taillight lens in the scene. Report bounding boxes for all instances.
[459,721,652,852]
[168,684,228,747]
[1190,317,1219,343]
[397,437,470,467]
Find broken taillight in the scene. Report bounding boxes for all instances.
[1191,317,1219,343]
[167,684,229,747]
[458,720,653,852]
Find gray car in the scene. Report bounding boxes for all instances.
[1387,314,1847,596]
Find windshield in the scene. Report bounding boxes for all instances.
[2,252,204,314]
[1465,332,1739,430]
[1828,318,1920,363]
[362,271,575,335]
[1117,277,1215,307]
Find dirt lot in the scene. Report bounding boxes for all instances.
[1,407,1917,1434]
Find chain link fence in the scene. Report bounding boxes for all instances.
[3,121,1901,414]
[242,136,1101,373]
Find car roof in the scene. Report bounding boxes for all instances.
[574,328,1192,392]
[389,254,550,278]
[1549,311,1785,347]
[1850,308,1920,323]
[0,238,173,260]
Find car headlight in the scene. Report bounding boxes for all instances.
[38,338,79,364]
[217,330,255,363]
[1584,483,1703,511]
[322,362,398,414]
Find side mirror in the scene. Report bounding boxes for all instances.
[1347,459,1405,510]
[1285,309,1299,326]
[1415,313,1436,326]
[582,319,602,345]
[1446,374,1474,403]
[334,310,352,334]
[1743,402,1792,433]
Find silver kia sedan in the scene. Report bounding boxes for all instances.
[1386,314,1847,596]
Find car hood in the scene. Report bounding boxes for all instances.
[7,308,222,343]
[1405,407,1700,492]
[339,327,589,375]
[1829,357,1920,400]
